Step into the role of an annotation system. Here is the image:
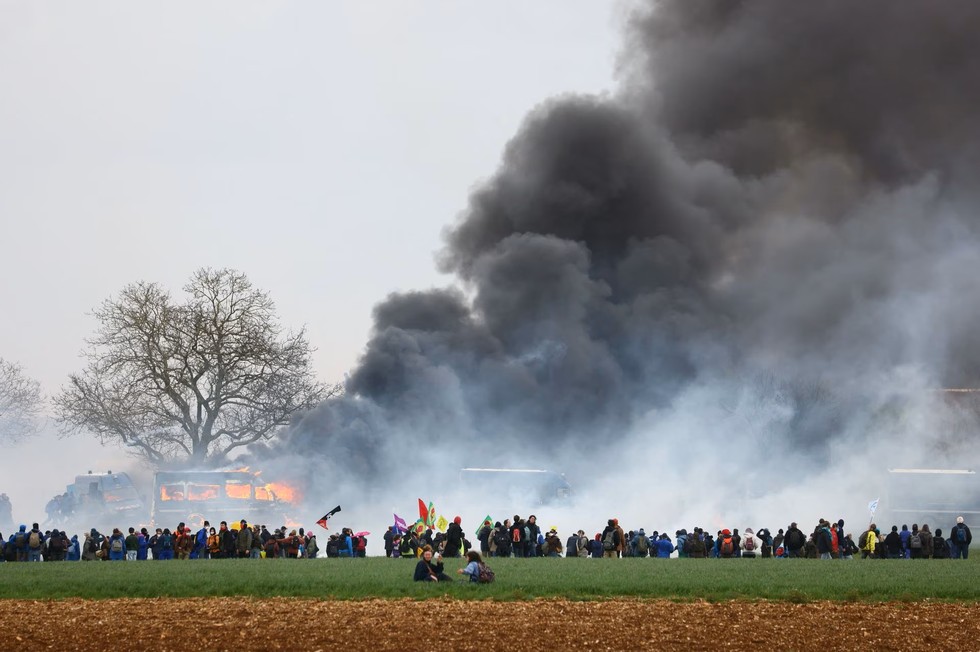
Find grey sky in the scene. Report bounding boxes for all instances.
[0,1,619,398]
[0,2,619,520]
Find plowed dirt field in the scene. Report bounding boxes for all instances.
[2,598,976,650]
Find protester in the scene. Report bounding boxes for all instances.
[457,550,484,582]
[414,545,452,582]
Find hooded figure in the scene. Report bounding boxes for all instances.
[444,516,464,558]
[67,535,81,562]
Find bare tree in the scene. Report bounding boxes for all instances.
[0,358,43,442]
[55,268,336,464]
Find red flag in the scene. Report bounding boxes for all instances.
[316,505,342,530]
[418,498,427,523]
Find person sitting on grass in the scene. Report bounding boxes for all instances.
[458,550,484,582]
[414,545,452,582]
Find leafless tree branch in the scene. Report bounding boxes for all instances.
[55,268,329,464]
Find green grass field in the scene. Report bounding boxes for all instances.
[1,556,978,602]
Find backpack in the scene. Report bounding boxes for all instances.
[493,529,510,548]
[110,538,123,553]
[602,530,616,551]
[786,529,803,549]
[720,536,734,556]
[743,535,756,552]
[636,535,649,554]
[910,533,922,549]
[49,536,65,553]
[14,532,27,549]
[955,526,968,544]
[161,534,173,550]
[476,562,495,583]
[858,531,869,549]
[512,528,520,543]
[28,531,41,549]
[687,535,705,556]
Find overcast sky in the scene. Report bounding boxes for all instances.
[0,1,620,397]
[0,2,621,517]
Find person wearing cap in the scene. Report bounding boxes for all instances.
[950,516,972,559]
[718,529,736,558]
[444,516,464,558]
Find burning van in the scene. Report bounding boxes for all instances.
[152,469,298,528]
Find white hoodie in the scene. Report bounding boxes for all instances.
[740,528,760,555]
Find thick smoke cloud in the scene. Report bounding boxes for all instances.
[276,0,980,512]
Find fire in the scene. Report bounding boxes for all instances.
[265,482,300,504]
[225,484,252,500]
[160,485,184,501]
[188,484,219,501]
[228,466,262,476]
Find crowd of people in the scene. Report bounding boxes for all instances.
[386,514,974,562]
[0,519,371,562]
[1,511,974,563]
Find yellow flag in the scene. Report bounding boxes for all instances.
[436,515,449,532]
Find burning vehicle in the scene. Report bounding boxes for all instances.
[152,468,299,528]
[46,471,147,527]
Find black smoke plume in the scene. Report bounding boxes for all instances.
[274,1,980,485]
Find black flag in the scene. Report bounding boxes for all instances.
[316,505,342,530]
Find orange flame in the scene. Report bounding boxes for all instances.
[189,484,219,501]
[265,482,300,504]
[160,485,183,501]
[225,484,252,500]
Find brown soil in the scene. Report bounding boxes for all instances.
[2,598,976,650]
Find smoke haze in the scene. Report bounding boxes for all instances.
[274,0,980,537]
[5,1,980,545]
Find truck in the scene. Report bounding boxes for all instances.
[47,471,147,528]
[151,469,296,528]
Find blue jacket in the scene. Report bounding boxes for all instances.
[338,535,354,557]
[66,536,80,561]
[674,534,687,555]
[655,537,673,558]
